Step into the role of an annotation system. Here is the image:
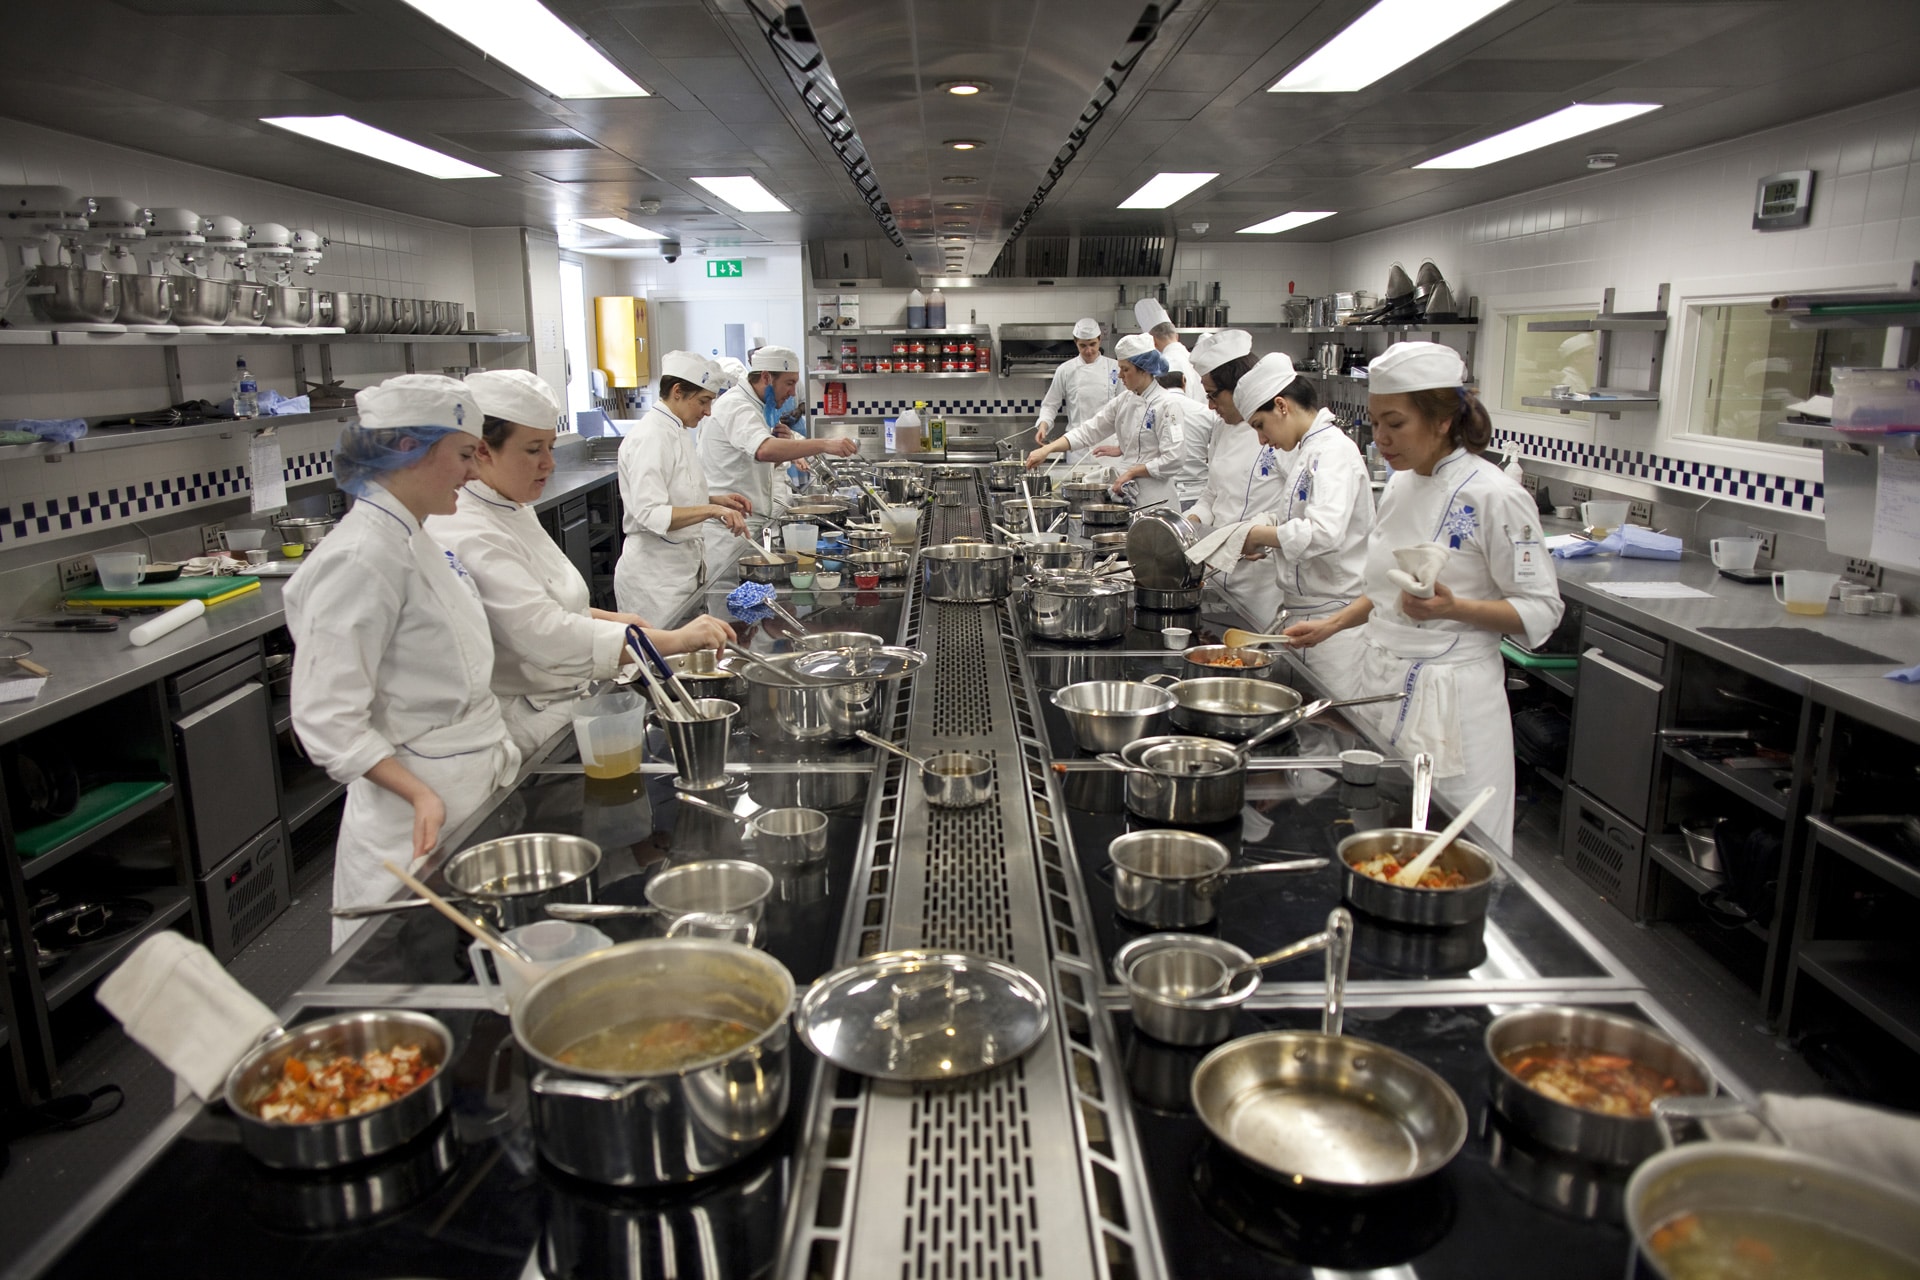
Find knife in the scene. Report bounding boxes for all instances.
[1,618,120,632]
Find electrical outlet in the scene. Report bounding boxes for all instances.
[200,521,226,555]
[327,490,348,516]
[1845,557,1884,588]
[1749,527,1776,559]
[57,556,96,591]
[1570,484,1592,504]
[1519,473,1540,495]
[1628,499,1653,525]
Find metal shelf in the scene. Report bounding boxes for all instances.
[38,329,526,348]
[42,886,193,1012]
[1796,940,1920,1055]
[1769,282,1920,330]
[73,408,354,454]
[281,763,346,832]
[1809,817,1920,900]
[1520,393,1661,418]
[0,327,56,345]
[811,325,990,338]
[1527,314,1668,333]
[1774,421,1919,446]
[814,371,989,380]
[20,783,176,882]
[1288,322,1480,333]
[1661,743,1790,820]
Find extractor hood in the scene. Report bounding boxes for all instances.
[811,231,1176,289]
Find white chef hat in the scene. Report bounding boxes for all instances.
[465,368,564,431]
[1134,296,1170,330]
[1114,332,1157,361]
[749,344,800,372]
[714,356,748,388]
[660,350,725,389]
[1072,317,1101,341]
[355,373,482,437]
[1231,352,1300,416]
[1188,328,1252,376]
[1367,341,1466,394]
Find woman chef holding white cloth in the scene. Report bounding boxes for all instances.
[1283,342,1563,851]
[614,351,750,624]
[1025,333,1183,507]
[286,375,519,948]
[428,369,734,754]
[1183,330,1288,627]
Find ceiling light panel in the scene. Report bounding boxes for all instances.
[945,139,983,151]
[690,175,790,213]
[1118,172,1218,209]
[396,0,647,99]
[577,217,666,239]
[260,115,496,178]
[1415,102,1661,168]
[1270,0,1518,94]
[1237,210,1337,234]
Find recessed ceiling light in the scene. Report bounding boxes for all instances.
[943,202,972,210]
[395,0,648,99]
[943,235,968,242]
[1269,0,1516,94]
[577,216,666,239]
[945,139,983,151]
[944,220,969,228]
[941,81,989,96]
[690,175,790,212]
[942,176,979,185]
[260,115,496,179]
[1237,210,1337,234]
[1415,102,1661,169]
[1118,172,1218,209]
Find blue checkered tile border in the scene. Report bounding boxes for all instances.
[1491,428,1824,515]
[813,399,1042,417]
[0,449,334,545]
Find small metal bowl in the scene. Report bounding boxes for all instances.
[738,554,797,584]
[646,859,775,928]
[843,550,912,582]
[1116,933,1257,1047]
[922,751,994,808]
[225,1010,455,1170]
[1337,828,1497,928]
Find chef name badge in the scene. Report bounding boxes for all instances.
[1510,523,1545,585]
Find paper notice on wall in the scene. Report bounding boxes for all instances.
[250,427,286,513]
[1870,451,1920,571]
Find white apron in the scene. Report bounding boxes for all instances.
[1264,412,1375,701]
[616,404,713,625]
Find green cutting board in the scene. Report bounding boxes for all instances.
[17,780,169,859]
[1500,639,1579,670]
[65,576,262,607]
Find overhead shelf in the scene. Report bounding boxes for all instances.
[1775,421,1918,446]
[810,325,991,337]
[1769,288,1920,330]
[1520,392,1661,418]
[39,328,527,348]
[1289,321,1480,334]
[816,371,989,380]
[1527,313,1668,333]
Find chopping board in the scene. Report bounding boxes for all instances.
[64,577,261,609]
[1697,626,1898,666]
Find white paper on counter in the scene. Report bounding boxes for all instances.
[1592,581,1716,600]
[1544,534,1584,550]
[1870,451,1920,571]
[249,426,286,513]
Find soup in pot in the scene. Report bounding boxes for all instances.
[557,1014,759,1072]
[1648,1209,1920,1280]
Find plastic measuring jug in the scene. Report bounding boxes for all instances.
[470,920,610,1013]
[94,552,148,590]
[1710,537,1761,572]
[783,522,819,559]
[1580,501,1630,536]
[1772,570,1840,616]
[571,689,648,779]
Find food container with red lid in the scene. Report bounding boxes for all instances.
[860,358,877,373]
[891,341,908,355]
[840,340,859,356]
[908,341,927,355]
[959,340,976,355]
[840,360,859,373]
[875,359,893,373]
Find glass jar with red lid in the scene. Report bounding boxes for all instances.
[908,340,928,356]
[891,340,909,355]
[860,358,877,374]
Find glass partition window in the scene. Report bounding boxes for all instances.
[1503,310,1598,415]
[1685,302,1888,449]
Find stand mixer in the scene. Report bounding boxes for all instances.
[150,208,231,327]
[203,216,262,327]
[0,185,120,325]
[87,197,173,327]
[250,223,329,328]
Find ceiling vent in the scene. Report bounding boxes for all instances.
[984,232,1168,282]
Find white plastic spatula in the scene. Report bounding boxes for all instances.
[1390,785,1497,888]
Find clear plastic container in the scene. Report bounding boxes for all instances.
[571,690,648,779]
[1831,367,1920,430]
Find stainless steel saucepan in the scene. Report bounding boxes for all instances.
[857,731,995,808]
[1107,829,1326,928]
[331,833,600,928]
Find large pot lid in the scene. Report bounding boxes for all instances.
[1126,508,1204,590]
[795,950,1050,1081]
[742,645,927,685]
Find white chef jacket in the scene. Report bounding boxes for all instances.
[1186,413,1288,627]
[1267,411,1374,618]
[699,383,777,523]
[1161,339,1206,405]
[427,480,629,754]
[1065,381,1184,509]
[285,489,518,945]
[1035,354,1121,441]
[616,402,715,624]
[1346,447,1564,852]
[1163,392,1215,505]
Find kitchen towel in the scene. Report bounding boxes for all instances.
[1761,1093,1920,1188]
[1185,516,1277,573]
[1387,542,1449,598]
[1886,663,1920,682]
[1551,527,1682,560]
[97,932,280,1102]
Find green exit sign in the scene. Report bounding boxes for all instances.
[705,259,744,278]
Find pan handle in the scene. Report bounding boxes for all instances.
[331,897,435,918]
[545,902,663,921]
[1093,752,1158,782]
[1410,752,1434,833]
[1140,673,1181,687]
[1216,857,1329,880]
[1321,907,1353,1038]
[677,791,755,827]
[1650,1095,1779,1150]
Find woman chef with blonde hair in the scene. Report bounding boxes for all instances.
[1283,342,1563,851]
[286,375,518,947]
[428,368,734,754]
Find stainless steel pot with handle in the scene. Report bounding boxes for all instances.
[1337,827,1497,928]
[1127,507,1204,591]
[1059,480,1109,515]
[1022,574,1130,641]
[1107,829,1326,927]
[512,938,795,1186]
[922,543,1015,602]
[329,833,601,929]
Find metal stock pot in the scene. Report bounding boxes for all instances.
[1022,573,1130,642]
[512,938,795,1187]
[922,543,1015,602]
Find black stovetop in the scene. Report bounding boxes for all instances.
[1117,1000,1644,1279]
[40,1004,800,1280]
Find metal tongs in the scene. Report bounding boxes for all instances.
[626,625,702,721]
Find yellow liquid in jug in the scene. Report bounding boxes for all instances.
[584,745,643,779]
[1784,601,1828,616]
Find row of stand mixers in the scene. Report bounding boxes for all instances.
[0,185,332,332]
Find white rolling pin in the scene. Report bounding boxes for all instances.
[129,599,206,647]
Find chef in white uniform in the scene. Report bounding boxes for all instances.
[427,369,734,754]
[1232,353,1374,698]
[698,345,858,575]
[1159,371,1215,510]
[285,375,519,948]
[1032,318,1121,448]
[614,351,750,624]
[1134,297,1206,406]
[1026,334,1182,507]
[1185,331,1288,630]
[1283,342,1563,852]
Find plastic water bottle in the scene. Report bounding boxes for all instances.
[233,358,259,419]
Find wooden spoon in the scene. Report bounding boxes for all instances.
[1390,786,1497,888]
[383,860,546,989]
[1222,627,1295,648]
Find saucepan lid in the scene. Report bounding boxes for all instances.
[796,950,1050,1081]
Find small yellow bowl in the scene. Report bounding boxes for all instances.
[280,543,306,558]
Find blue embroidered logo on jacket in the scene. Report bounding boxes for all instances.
[1256,446,1275,477]
[1439,502,1478,549]
[444,548,471,579]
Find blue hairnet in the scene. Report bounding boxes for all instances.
[332,423,461,498]
[1125,348,1169,378]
